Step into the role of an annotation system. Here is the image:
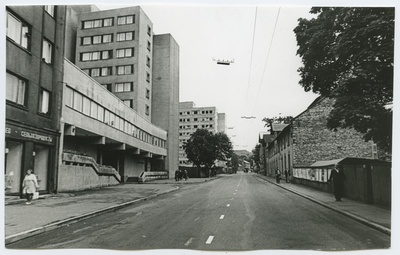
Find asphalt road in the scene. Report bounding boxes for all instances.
[7,172,390,251]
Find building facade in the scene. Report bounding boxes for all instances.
[151,34,180,178]
[75,6,154,122]
[263,97,383,178]
[5,5,180,194]
[178,102,226,166]
[5,6,66,195]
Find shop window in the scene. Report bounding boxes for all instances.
[5,140,24,194]
[6,72,26,106]
[39,89,51,115]
[7,11,30,50]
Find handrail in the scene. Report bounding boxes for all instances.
[138,171,168,183]
[62,152,121,182]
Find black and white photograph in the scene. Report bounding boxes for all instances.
[2,0,399,254]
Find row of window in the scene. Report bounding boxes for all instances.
[179,124,214,130]
[65,86,162,147]
[80,32,152,51]
[82,65,135,77]
[7,11,54,64]
[80,48,142,62]
[101,83,150,99]
[179,110,214,115]
[179,117,213,122]
[82,15,135,29]
[6,72,51,115]
[82,15,152,36]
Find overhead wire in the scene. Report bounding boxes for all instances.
[251,6,281,115]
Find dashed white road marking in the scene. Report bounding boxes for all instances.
[220,215,225,219]
[206,235,214,244]
[185,237,194,246]
[227,204,230,207]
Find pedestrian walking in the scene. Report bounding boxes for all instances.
[183,170,188,181]
[328,164,346,201]
[22,169,39,205]
[175,169,180,181]
[275,169,281,184]
[285,169,290,183]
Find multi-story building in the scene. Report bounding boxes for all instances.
[75,7,154,122]
[5,5,180,194]
[5,6,67,195]
[178,101,226,166]
[152,34,180,178]
[262,97,384,178]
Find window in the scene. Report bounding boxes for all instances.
[91,68,100,77]
[116,48,134,58]
[146,56,151,67]
[39,89,51,115]
[102,84,112,92]
[81,34,112,45]
[145,105,150,115]
[117,15,135,25]
[82,96,91,116]
[44,5,55,17]
[103,18,113,27]
[146,89,150,99]
[42,39,53,64]
[147,25,151,35]
[117,31,134,42]
[6,72,26,106]
[80,50,112,61]
[101,67,112,76]
[97,106,104,122]
[147,41,151,51]
[115,82,133,92]
[73,91,82,112]
[82,18,113,29]
[146,72,150,82]
[90,101,98,118]
[123,99,133,108]
[65,87,73,107]
[117,65,133,75]
[7,12,30,49]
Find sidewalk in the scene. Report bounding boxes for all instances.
[254,173,391,235]
[4,177,217,245]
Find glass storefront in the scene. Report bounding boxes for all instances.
[34,144,50,191]
[5,140,24,194]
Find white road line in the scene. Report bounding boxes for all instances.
[185,237,194,246]
[194,217,200,222]
[227,204,230,207]
[206,235,214,244]
[220,215,225,219]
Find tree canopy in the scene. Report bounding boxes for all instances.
[184,129,233,170]
[294,7,394,152]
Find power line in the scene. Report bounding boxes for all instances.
[251,7,281,115]
[244,6,258,114]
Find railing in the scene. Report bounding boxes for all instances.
[62,152,121,183]
[138,171,169,183]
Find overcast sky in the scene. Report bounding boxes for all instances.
[98,3,320,151]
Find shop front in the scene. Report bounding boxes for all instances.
[5,123,59,196]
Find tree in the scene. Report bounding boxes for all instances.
[251,144,261,166]
[262,116,293,132]
[184,129,233,170]
[294,7,394,152]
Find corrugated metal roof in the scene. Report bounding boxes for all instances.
[310,158,345,167]
[271,123,288,131]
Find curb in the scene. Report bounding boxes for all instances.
[255,175,391,236]
[5,186,180,245]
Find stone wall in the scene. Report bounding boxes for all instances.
[292,97,375,166]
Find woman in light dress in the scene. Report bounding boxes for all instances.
[22,169,39,205]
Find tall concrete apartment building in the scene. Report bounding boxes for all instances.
[179,102,226,166]
[5,5,180,195]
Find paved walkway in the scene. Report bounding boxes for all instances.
[4,174,391,245]
[254,174,391,234]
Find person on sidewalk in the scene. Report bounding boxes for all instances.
[285,169,290,183]
[22,169,39,205]
[328,164,346,201]
[275,169,281,184]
